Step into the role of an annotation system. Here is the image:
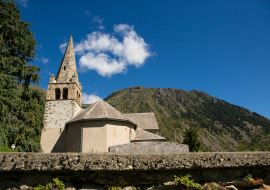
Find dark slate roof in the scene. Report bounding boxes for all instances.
[124,113,159,130]
[132,128,166,141]
[67,100,137,125]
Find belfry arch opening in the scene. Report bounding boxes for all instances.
[63,88,68,99]
[55,88,61,100]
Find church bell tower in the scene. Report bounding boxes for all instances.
[41,35,83,153]
[46,35,82,105]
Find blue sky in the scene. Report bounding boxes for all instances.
[15,0,270,119]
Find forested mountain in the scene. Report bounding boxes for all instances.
[104,86,270,151]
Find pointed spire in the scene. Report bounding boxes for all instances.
[55,35,79,84]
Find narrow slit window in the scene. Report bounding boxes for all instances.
[64,66,66,70]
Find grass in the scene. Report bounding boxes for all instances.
[0,146,17,152]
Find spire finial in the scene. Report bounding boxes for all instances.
[70,31,74,35]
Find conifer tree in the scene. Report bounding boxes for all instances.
[0,0,44,152]
[183,127,201,152]
[0,0,40,85]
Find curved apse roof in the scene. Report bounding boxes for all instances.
[67,99,137,126]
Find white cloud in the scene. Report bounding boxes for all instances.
[84,10,91,16]
[98,25,105,30]
[93,16,105,30]
[74,24,151,77]
[79,52,126,77]
[41,57,49,65]
[82,93,102,104]
[14,0,28,7]
[59,42,68,54]
[93,16,104,24]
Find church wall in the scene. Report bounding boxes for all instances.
[66,122,81,152]
[82,121,108,153]
[40,128,65,153]
[41,100,82,153]
[46,83,82,106]
[43,100,75,129]
[106,121,136,150]
[72,100,82,116]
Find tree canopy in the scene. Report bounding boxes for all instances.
[0,0,40,85]
[0,0,44,152]
[183,127,201,152]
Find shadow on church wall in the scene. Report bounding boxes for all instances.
[51,129,67,153]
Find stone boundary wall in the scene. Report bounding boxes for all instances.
[1,152,270,189]
[109,142,189,153]
[0,152,269,171]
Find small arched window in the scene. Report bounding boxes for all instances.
[55,88,61,100]
[64,66,66,70]
[63,88,68,99]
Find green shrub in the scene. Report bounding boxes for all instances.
[33,185,45,190]
[174,174,203,190]
[53,178,65,190]
[245,174,252,180]
[30,178,64,190]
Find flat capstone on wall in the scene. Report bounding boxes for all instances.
[109,142,189,153]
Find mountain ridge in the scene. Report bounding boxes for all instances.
[104,86,270,152]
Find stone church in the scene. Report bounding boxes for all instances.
[40,35,165,153]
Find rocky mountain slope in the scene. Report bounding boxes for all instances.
[104,86,270,151]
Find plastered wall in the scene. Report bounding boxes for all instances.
[40,128,65,153]
[66,122,81,152]
[81,120,136,153]
[82,121,108,153]
[106,122,135,150]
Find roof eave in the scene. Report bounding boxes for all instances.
[66,117,138,126]
[131,139,166,142]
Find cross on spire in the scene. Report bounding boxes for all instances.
[70,31,74,35]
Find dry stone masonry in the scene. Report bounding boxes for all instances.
[0,152,270,189]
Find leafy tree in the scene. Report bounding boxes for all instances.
[0,0,44,152]
[183,127,201,152]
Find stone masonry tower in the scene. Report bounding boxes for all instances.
[46,35,82,105]
[40,35,83,153]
